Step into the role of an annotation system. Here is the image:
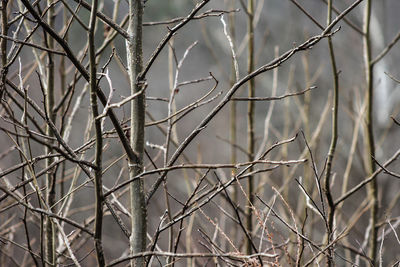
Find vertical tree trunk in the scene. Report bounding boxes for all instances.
[45,1,56,265]
[246,0,255,256]
[59,6,68,199]
[126,0,146,266]
[88,0,105,265]
[363,0,377,263]
[325,0,339,265]
[229,0,238,244]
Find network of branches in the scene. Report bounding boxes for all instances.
[1,0,400,266]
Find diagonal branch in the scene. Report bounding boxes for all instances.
[146,0,364,204]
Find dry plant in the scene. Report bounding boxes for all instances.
[1,0,400,266]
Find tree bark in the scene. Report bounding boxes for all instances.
[126,0,146,266]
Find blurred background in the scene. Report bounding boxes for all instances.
[1,0,400,265]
